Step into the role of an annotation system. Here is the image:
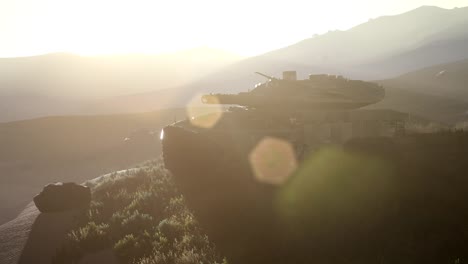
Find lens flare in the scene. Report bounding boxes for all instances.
[186,94,223,128]
[249,137,298,185]
[276,147,396,236]
[160,129,164,140]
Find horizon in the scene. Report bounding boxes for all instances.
[0,46,247,59]
[1,1,468,59]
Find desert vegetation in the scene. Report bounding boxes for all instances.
[6,129,464,264]
[162,127,468,264]
[52,160,225,264]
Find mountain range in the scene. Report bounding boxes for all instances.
[122,6,468,125]
[2,6,468,123]
[0,48,241,122]
[267,6,468,79]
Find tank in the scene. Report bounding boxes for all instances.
[160,71,408,263]
[162,71,402,163]
[201,72,385,110]
[161,71,408,167]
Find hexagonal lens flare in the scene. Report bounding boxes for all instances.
[186,94,223,129]
[249,137,298,185]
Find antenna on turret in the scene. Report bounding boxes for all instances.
[255,72,277,80]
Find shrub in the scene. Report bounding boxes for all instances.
[53,162,223,264]
[114,232,153,263]
[69,222,111,251]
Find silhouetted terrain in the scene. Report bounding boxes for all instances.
[266,6,468,79]
[0,108,218,224]
[191,5,468,89]
[0,163,225,264]
[163,130,468,264]
[369,87,468,124]
[355,37,468,79]
[368,59,468,124]
[380,58,468,100]
[3,131,468,264]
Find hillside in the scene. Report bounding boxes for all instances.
[2,131,468,263]
[0,49,242,98]
[262,6,468,78]
[4,131,468,263]
[353,37,468,79]
[369,87,468,124]
[0,49,241,122]
[0,108,219,225]
[0,165,224,264]
[366,59,468,124]
[105,58,468,126]
[2,6,468,122]
[111,6,468,117]
[162,131,468,263]
[379,58,468,101]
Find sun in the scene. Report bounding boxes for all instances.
[3,0,467,57]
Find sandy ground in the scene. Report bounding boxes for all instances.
[0,171,131,264]
[0,202,118,264]
[0,202,87,264]
[0,203,39,264]
[0,184,37,225]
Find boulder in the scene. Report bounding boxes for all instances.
[33,182,91,213]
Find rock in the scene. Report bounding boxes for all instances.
[33,182,91,213]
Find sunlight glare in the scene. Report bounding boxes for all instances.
[160,129,164,140]
[249,137,298,185]
[186,94,223,128]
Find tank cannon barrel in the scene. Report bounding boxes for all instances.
[255,72,277,80]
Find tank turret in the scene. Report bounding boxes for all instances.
[201,71,385,110]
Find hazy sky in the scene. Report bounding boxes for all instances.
[1,0,468,57]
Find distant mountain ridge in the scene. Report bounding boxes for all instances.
[265,6,468,70]
[1,6,468,122]
[234,6,468,79]
[0,48,243,97]
[368,58,468,124]
[0,49,242,122]
[352,37,468,79]
[154,5,468,98]
[379,58,468,101]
